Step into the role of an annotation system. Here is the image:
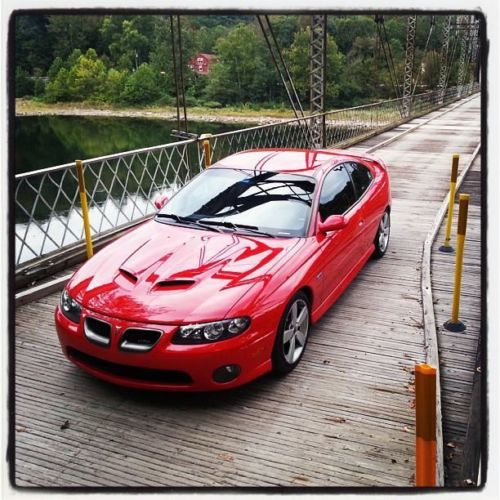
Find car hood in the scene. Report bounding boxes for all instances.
[68,219,302,324]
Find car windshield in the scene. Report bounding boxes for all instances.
[157,168,316,237]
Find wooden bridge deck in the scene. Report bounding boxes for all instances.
[13,94,481,488]
[431,156,482,485]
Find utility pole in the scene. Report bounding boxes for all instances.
[310,14,327,148]
[401,15,417,118]
[438,16,452,102]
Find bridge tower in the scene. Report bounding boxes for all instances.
[310,14,327,148]
[438,16,452,102]
[401,15,417,117]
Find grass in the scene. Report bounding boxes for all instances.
[15,98,297,121]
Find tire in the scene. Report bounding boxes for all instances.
[272,291,311,375]
[372,209,390,259]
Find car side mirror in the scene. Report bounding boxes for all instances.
[153,194,169,210]
[318,215,347,234]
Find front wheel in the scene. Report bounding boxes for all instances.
[272,291,311,375]
[372,209,390,259]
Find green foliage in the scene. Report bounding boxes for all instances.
[286,28,345,107]
[105,68,128,103]
[421,50,441,89]
[15,13,453,109]
[15,68,34,97]
[67,49,107,101]
[121,63,161,104]
[47,15,104,60]
[205,24,270,104]
[44,68,71,102]
[47,56,64,80]
[15,15,52,73]
[202,100,222,109]
[34,78,46,97]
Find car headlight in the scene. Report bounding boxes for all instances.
[60,289,82,323]
[172,317,250,344]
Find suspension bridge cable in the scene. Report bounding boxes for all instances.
[264,15,306,119]
[411,16,435,96]
[256,16,303,121]
[375,16,400,99]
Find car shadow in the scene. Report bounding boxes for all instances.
[90,370,284,410]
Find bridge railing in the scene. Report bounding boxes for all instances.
[15,83,479,269]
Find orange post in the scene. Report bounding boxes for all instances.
[415,363,437,487]
[199,133,212,167]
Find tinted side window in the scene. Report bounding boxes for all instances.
[347,162,373,198]
[319,165,356,220]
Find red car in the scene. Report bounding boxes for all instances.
[55,148,391,391]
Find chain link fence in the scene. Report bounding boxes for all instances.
[15,83,479,268]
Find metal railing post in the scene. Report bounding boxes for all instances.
[415,363,437,487]
[439,154,460,253]
[199,134,212,167]
[444,193,470,332]
[75,160,94,259]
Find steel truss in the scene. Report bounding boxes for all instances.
[310,15,327,147]
[401,15,417,117]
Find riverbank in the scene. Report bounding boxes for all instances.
[15,99,296,125]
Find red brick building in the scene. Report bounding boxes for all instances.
[189,53,216,75]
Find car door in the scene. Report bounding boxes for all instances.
[316,163,365,304]
[346,161,377,253]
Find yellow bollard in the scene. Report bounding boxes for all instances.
[444,193,470,332]
[75,160,94,259]
[439,154,460,253]
[415,364,437,487]
[199,134,212,168]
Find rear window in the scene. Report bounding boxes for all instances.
[347,162,373,199]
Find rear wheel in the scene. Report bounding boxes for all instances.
[372,209,390,259]
[272,291,311,375]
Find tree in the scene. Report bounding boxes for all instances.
[329,15,376,54]
[47,15,104,60]
[45,68,71,102]
[205,24,270,104]
[121,63,161,104]
[15,68,34,97]
[286,27,345,107]
[66,48,107,101]
[15,15,52,73]
[104,68,128,103]
[100,16,155,70]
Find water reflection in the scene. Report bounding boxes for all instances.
[14,116,252,265]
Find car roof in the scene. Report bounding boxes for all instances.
[212,148,371,176]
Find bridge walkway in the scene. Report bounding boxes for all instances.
[13,94,481,487]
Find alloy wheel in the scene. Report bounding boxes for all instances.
[283,298,310,364]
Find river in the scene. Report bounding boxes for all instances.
[14,115,256,265]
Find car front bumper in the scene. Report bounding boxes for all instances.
[54,306,275,391]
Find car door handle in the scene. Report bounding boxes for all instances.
[358,219,365,226]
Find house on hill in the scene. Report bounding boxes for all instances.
[189,53,216,75]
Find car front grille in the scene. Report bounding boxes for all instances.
[119,328,162,352]
[67,348,192,385]
[84,317,111,347]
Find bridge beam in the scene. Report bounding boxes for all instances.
[401,15,417,118]
[438,16,452,102]
[310,14,327,148]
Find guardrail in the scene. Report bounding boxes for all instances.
[15,82,479,269]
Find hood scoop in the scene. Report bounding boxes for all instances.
[154,279,196,291]
[119,268,138,283]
